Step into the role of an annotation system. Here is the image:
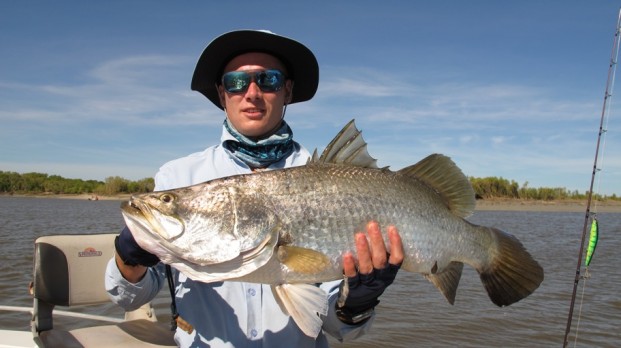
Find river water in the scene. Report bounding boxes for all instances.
[0,196,619,347]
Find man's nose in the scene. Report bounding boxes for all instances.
[245,81,262,99]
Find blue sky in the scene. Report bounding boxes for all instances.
[1,1,620,195]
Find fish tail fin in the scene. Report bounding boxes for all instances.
[424,261,464,305]
[272,284,328,338]
[478,227,544,306]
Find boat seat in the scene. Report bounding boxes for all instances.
[31,234,176,347]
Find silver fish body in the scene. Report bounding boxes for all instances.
[121,120,544,337]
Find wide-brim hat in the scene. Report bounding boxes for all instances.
[191,30,319,110]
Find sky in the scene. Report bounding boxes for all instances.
[1,1,620,195]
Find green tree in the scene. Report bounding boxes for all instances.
[103,176,130,195]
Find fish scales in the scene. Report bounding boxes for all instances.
[238,163,473,283]
[121,120,544,337]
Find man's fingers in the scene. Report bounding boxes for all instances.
[345,223,405,278]
[387,225,404,265]
[355,232,373,275]
[342,252,357,278]
[367,221,387,269]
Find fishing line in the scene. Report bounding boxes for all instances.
[563,8,620,347]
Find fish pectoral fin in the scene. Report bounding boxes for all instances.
[278,246,331,274]
[424,261,463,305]
[272,284,329,338]
[398,154,475,218]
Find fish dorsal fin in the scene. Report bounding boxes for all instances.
[310,119,378,168]
[398,154,475,218]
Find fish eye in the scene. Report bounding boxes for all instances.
[160,193,175,203]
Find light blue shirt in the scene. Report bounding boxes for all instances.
[106,124,373,347]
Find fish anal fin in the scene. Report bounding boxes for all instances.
[478,227,544,307]
[278,246,331,274]
[311,119,378,168]
[398,154,475,218]
[431,261,438,274]
[424,261,463,305]
[272,284,328,337]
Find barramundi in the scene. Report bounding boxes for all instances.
[121,120,544,337]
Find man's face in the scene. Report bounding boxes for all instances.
[218,52,293,138]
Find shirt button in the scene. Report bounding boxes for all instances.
[251,329,258,337]
[248,288,256,296]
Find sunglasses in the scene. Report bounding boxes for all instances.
[221,69,286,94]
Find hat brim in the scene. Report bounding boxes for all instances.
[191,30,319,110]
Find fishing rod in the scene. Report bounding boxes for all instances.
[562,8,621,347]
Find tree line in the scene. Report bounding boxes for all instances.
[0,171,154,195]
[469,176,618,201]
[0,171,617,201]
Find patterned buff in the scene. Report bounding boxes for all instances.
[223,118,294,169]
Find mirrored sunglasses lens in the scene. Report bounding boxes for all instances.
[223,72,250,93]
[222,70,284,93]
[256,70,284,92]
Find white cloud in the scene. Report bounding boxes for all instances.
[0,54,217,126]
[1,54,619,195]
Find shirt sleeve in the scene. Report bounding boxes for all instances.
[104,258,166,311]
[319,280,375,342]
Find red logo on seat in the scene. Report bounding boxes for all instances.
[78,247,103,257]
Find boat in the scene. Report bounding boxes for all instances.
[0,233,176,347]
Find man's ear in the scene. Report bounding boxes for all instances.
[217,85,226,109]
[285,81,294,104]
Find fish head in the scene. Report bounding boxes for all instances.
[121,183,279,269]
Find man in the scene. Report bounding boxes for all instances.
[106,29,404,347]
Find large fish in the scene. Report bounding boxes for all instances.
[121,120,544,337]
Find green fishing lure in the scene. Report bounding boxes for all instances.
[585,218,599,267]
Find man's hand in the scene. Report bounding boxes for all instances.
[343,221,404,277]
[114,226,160,283]
[336,221,404,325]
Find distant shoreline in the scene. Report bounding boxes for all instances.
[3,193,620,213]
[474,198,621,213]
[1,193,132,201]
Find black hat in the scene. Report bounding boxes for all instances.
[191,30,319,110]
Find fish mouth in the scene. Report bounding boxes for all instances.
[120,200,184,240]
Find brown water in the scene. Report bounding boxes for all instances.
[1,196,619,347]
